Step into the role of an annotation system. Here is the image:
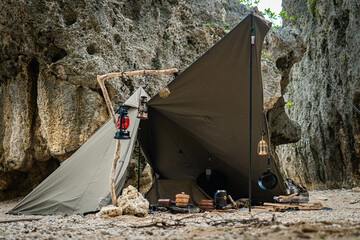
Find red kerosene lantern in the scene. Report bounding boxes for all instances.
[114,105,131,139]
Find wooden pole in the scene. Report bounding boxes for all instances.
[97,68,178,206]
[97,77,117,128]
[98,68,178,82]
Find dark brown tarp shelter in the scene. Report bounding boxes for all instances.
[10,14,285,216]
[142,14,285,202]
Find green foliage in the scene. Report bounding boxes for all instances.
[279,11,288,19]
[237,0,257,8]
[261,51,272,59]
[342,54,349,62]
[285,102,292,109]
[308,0,317,16]
[279,11,300,29]
[203,23,211,29]
[264,8,278,20]
[221,20,230,30]
[235,0,301,29]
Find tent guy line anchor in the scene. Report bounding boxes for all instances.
[97,68,178,207]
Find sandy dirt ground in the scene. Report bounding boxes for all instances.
[1,189,360,239]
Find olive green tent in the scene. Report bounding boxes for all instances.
[9,88,148,215]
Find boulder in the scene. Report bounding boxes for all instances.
[98,205,123,217]
[117,185,149,217]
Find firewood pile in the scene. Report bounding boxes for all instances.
[254,202,323,212]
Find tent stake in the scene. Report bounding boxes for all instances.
[97,68,178,206]
[249,13,254,213]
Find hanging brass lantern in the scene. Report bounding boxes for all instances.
[137,96,148,119]
[257,136,268,155]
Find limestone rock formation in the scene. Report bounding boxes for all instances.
[98,205,123,217]
[139,164,154,194]
[124,160,154,195]
[117,185,149,217]
[277,0,360,189]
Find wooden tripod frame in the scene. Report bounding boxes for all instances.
[97,68,178,206]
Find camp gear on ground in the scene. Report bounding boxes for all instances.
[198,200,215,211]
[175,192,190,206]
[115,106,131,139]
[137,96,148,119]
[258,156,278,190]
[284,178,309,197]
[157,199,171,206]
[146,179,211,206]
[273,193,309,203]
[196,170,227,200]
[214,190,227,209]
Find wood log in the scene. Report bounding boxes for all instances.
[262,202,323,211]
[264,202,291,207]
[277,193,299,200]
[98,68,178,81]
[109,140,121,207]
[228,195,237,208]
[97,76,117,128]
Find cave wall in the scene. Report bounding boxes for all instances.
[277,0,360,189]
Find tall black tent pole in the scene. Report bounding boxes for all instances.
[137,128,141,192]
[248,13,254,213]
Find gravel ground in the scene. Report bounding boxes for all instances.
[1,189,360,239]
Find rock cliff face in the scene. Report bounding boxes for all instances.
[277,0,360,189]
